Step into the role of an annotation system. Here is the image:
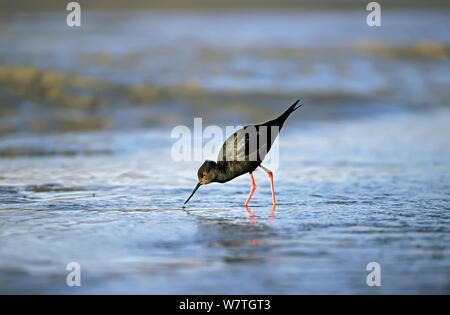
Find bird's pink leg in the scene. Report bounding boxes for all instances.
[259,165,276,205]
[244,173,256,206]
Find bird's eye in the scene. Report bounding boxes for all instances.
[203,172,207,177]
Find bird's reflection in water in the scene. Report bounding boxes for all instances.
[270,204,275,225]
[244,206,256,226]
[181,205,280,265]
[244,204,276,224]
[244,204,276,246]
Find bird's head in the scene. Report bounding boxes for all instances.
[184,160,218,205]
[197,160,218,185]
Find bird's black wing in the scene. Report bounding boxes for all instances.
[217,124,274,163]
[216,100,302,176]
[216,124,261,179]
[261,99,302,129]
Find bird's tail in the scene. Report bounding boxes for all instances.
[274,99,302,126]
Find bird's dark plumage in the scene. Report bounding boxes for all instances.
[216,99,302,181]
[183,99,302,205]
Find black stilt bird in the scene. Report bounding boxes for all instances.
[184,99,302,206]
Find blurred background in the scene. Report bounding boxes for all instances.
[1,0,449,138]
[0,1,449,294]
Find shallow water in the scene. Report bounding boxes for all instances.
[0,108,449,294]
[0,8,450,294]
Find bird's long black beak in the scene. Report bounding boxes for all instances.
[184,183,201,205]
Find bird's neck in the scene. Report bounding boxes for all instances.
[215,164,233,183]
